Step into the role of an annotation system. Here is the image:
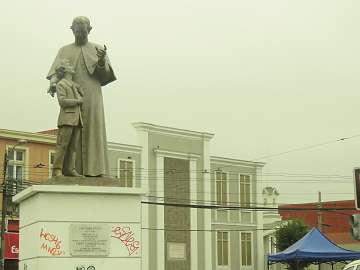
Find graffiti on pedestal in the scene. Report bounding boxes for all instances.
[39,228,64,256]
[111,225,140,256]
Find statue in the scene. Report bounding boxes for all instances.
[47,16,116,177]
[49,59,84,177]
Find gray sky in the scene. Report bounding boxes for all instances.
[1,0,360,204]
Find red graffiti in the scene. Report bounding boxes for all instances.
[39,228,64,256]
[111,226,140,256]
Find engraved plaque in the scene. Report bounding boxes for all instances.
[167,242,186,260]
[69,224,110,257]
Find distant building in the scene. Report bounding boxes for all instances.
[0,128,56,270]
[279,200,360,250]
[279,200,360,270]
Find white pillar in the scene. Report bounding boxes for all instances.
[256,166,265,270]
[189,158,198,270]
[156,155,165,270]
[137,130,149,270]
[203,138,212,270]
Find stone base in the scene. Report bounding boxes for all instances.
[13,181,145,270]
[44,176,126,187]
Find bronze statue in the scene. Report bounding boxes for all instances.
[47,16,116,177]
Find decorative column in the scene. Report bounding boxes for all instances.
[203,137,212,270]
[256,166,265,270]
[189,157,198,270]
[156,154,165,270]
[136,129,150,270]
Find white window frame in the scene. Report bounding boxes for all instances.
[5,145,29,183]
[215,171,230,205]
[216,230,231,269]
[48,150,56,178]
[117,158,135,187]
[239,174,252,223]
[215,171,230,222]
[240,231,253,269]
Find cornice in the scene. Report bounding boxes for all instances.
[153,148,200,160]
[210,156,265,168]
[107,141,142,153]
[132,122,214,140]
[0,129,56,145]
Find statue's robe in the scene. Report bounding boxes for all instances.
[47,42,116,176]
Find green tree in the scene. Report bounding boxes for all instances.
[275,219,309,251]
[274,219,309,270]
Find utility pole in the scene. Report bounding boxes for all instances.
[1,140,27,270]
[0,149,9,270]
[317,191,322,233]
[317,191,322,270]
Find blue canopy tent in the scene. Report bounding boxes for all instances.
[268,228,360,269]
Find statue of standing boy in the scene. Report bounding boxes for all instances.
[49,59,84,177]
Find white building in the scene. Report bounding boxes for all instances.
[108,122,268,270]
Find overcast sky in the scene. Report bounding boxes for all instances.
[1,0,360,204]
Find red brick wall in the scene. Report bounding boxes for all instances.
[279,200,360,244]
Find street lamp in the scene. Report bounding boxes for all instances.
[1,139,27,270]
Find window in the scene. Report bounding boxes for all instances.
[269,236,276,253]
[217,231,229,266]
[6,148,26,195]
[216,171,227,205]
[49,151,55,177]
[241,232,252,266]
[117,159,134,187]
[240,175,251,207]
[6,148,25,182]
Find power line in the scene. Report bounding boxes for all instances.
[0,164,355,179]
[216,133,360,171]
[252,134,360,161]
[141,200,357,212]
[141,227,274,232]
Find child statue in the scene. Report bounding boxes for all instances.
[48,59,84,177]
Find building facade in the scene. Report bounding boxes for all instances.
[0,129,56,270]
[1,123,269,270]
[131,122,266,270]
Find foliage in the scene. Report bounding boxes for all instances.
[275,219,309,252]
[274,219,310,270]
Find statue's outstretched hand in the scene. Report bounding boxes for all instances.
[96,45,107,66]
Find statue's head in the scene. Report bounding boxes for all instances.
[56,59,75,79]
[71,16,92,45]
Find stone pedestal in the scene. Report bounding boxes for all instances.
[13,178,145,270]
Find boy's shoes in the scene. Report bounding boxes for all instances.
[53,169,63,177]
